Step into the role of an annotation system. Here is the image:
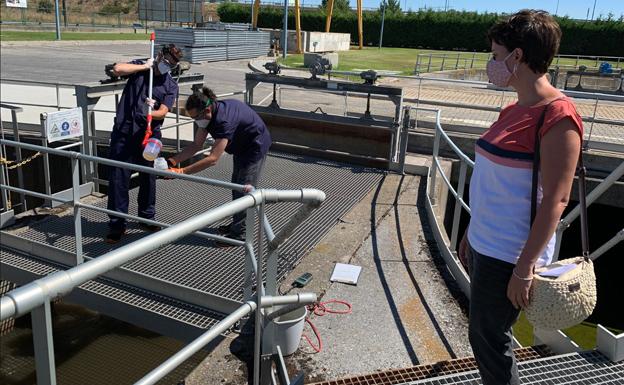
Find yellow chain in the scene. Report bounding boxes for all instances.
[0,152,42,170]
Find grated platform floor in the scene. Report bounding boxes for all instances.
[6,152,384,303]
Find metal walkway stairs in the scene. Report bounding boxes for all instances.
[311,348,624,385]
[1,152,384,340]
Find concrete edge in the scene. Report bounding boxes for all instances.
[248,59,268,74]
[0,40,149,47]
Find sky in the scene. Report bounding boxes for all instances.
[355,0,624,19]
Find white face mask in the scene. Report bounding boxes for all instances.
[157,61,171,75]
[196,119,209,129]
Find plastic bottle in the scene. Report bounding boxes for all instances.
[143,138,162,161]
[153,157,168,171]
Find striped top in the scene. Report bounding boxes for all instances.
[467,98,583,266]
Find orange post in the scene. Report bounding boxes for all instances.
[325,0,334,32]
[295,0,302,53]
[357,0,363,49]
[252,0,261,28]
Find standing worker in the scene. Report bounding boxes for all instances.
[105,44,183,244]
[167,87,272,246]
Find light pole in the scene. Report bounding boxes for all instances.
[591,0,597,20]
[54,0,61,40]
[379,2,386,50]
[555,0,559,15]
[282,0,288,58]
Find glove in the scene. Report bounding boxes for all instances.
[166,158,178,168]
[145,58,154,70]
[243,184,254,193]
[164,167,183,180]
[143,97,156,115]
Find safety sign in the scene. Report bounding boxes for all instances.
[45,107,84,143]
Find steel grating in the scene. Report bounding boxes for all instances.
[310,346,553,385]
[8,152,384,303]
[404,350,624,385]
[1,246,226,330]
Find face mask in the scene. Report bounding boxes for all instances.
[486,50,517,87]
[196,119,209,129]
[157,61,171,75]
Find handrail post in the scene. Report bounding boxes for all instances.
[0,140,10,214]
[39,114,52,205]
[11,109,27,210]
[72,157,84,264]
[429,120,442,205]
[450,161,467,250]
[253,200,264,385]
[32,300,57,385]
[398,106,411,174]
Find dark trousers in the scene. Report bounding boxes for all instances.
[107,129,159,230]
[228,156,265,236]
[467,244,521,385]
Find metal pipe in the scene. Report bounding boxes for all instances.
[134,301,257,385]
[0,189,325,320]
[72,158,83,264]
[590,229,624,261]
[0,184,71,204]
[0,139,247,192]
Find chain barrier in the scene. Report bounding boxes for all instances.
[0,152,42,170]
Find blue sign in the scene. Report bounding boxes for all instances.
[61,121,70,131]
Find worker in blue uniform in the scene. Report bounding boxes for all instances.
[105,44,183,244]
[167,86,272,247]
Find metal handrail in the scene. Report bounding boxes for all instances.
[0,138,326,385]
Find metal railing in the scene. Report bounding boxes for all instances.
[0,138,326,385]
[414,52,624,74]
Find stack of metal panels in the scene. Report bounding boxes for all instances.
[155,28,270,63]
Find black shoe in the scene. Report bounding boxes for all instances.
[139,222,161,232]
[216,224,231,234]
[105,228,126,244]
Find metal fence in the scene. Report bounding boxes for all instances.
[0,136,325,385]
[414,52,624,75]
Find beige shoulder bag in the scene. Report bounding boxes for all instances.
[524,101,597,331]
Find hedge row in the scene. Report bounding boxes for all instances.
[217,3,624,56]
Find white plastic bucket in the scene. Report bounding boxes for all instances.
[271,306,307,356]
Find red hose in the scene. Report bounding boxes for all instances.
[302,300,352,353]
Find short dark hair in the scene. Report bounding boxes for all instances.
[162,43,183,63]
[487,10,561,74]
[185,86,217,113]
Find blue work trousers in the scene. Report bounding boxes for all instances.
[107,128,160,230]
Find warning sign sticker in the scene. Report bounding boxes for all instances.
[45,108,84,143]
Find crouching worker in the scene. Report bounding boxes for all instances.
[167,86,272,246]
[105,44,183,244]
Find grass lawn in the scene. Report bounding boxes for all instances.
[0,30,151,41]
[279,47,620,75]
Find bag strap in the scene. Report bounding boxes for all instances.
[530,97,590,258]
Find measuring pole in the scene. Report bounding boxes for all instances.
[142,33,156,147]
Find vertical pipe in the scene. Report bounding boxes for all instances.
[398,106,410,174]
[54,0,61,40]
[357,0,363,50]
[325,0,334,32]
[282,0,288,58]
[55,85,61,111]
[294,0,302,54]
[32,301,57,385]
[39,114,52,203]
[11,110,26,210]
[429,118,442,205]
[72,157,83,265]
[253,202,264,385]
[0,135,9,213]
[379,3,385,50]
[450,162,467,249]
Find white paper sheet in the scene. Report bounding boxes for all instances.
[538,263,578,278]
[330,263,362,285]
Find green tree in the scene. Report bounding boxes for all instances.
[380,0,401,14]
[321,0,351,13]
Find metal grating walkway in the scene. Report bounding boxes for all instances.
[407,351,623,385]
[5,152,384,303]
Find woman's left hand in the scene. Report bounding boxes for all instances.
[507,269,533,310]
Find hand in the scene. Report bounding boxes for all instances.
[243,184,254,193]
[166,158,178,168]
[164,167,183,179]
[458,231,469,271]
[144,58,154,70]
[144,97,155,114]
[507,268,533,310]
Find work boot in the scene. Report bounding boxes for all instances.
[139,222,162,232]
[105,228,126,244]
[214,231,245,248]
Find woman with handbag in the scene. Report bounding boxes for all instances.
[457,10,584,385]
